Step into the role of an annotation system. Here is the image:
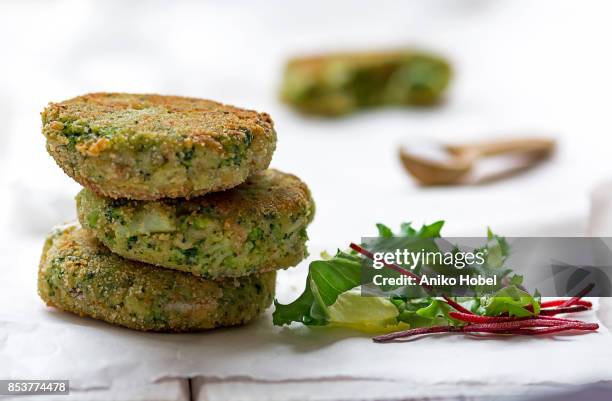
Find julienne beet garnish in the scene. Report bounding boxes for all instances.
[449,311,585,324]
[538,306,589,316]
[539,299,592,308]
[373,320,599,343]
[348,242,599,343]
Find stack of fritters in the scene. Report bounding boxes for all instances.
[38,93,314,332]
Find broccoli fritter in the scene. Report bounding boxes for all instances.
[42,93,276,200]
[38,224,276,332]
[76,169,315,278]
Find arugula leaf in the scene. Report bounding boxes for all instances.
[400,222,417,236]
[398,221,444,238]
[273,251,361,326]
[417,220,444,238]
[481,285,540,317]
[416,299,452,320]
[272,280,317,325]
[487,227,510,255]
[391,298,457,328]
[376,223,393,238]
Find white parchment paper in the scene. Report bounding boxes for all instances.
[1,233,610,393]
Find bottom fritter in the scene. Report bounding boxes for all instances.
[38,224,275,332]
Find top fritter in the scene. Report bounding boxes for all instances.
[42,93,277,200]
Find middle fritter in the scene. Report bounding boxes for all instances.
[76,169,315,278]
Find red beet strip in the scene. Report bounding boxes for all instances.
[449,311,589,325]
[538,315,588,324]
[373,325,462,342]
[471,324,597,336]
[449,312,520,324]
[540,299,592,308]
[539,305,589,316]
[509,324,599,335]
[560,283,595,307]
[461,318,593,332]
[373,320,598,342]
[441,296,474,315]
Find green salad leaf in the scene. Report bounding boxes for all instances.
[481,285,540,317]
[327,288,409,333]
[272,251,361,326]
[393,298,456,328]
[273,222,445,328]
[273,221,540,333]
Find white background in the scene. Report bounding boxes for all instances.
[2,1,612,400]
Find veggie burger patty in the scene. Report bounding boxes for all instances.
[76,169,315,278]
[281,49,451,116]
[42,93,277,200]
[38,224,276,332]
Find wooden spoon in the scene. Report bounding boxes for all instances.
[399,137,556,186]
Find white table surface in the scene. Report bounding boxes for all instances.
[2,1,612,400]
